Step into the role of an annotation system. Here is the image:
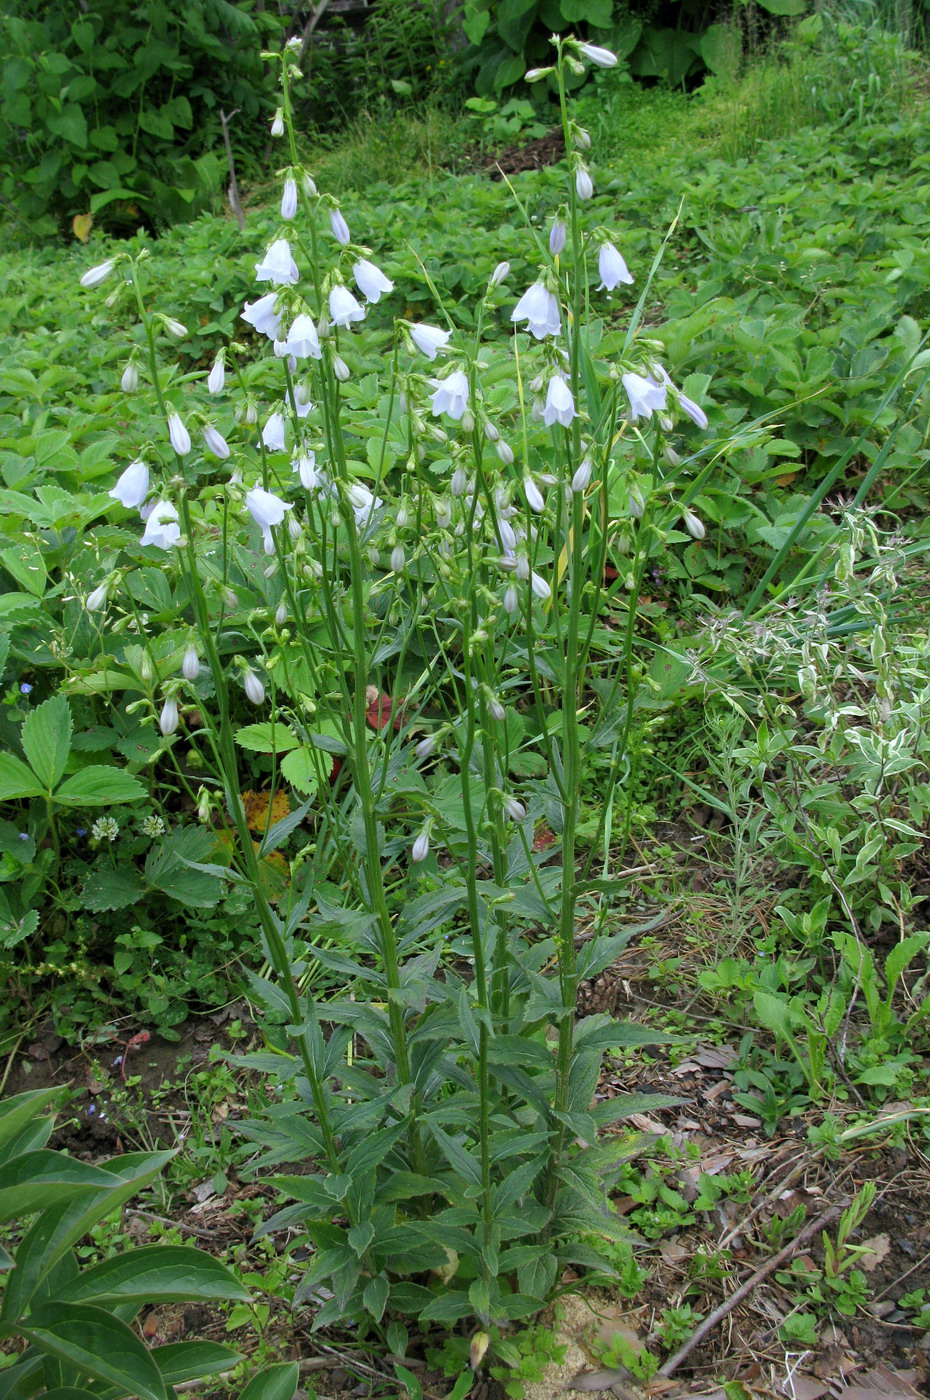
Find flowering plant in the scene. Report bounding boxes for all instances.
[77,33,718,1339]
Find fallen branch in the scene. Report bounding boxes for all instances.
[658,1204,841,1378]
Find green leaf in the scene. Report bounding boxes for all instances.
[21,696,72,791]
[0,1151,117,1225]
[363,1274,389,1323]
[153,1342,243,1385]
[0,752,43,801]
[54,766,145,807]
[58,1245,250,1306]
[235,722,301,754]
[238,1361,300,1400]
[145,827,222,908]
[0,1090,59,1155]
[0,1244,12,1271]
[21,1302,168,1400]
[280,747,321,796]
[0,593,42,622]
[82,866,145,912]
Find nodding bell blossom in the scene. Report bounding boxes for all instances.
[245,486,293,554]
[109,459,149,510]
[415,733,438,759]
[203,425,230,459]
[162,317,187,339]
[121,362,138,393]
[496,440,515,466]
[598,242,634,291]
[530,571,551,600]
[159,697,179,737]
[243,669,265,705]
[80,259,116,289]
[346,482,383,527]
[330,208,351,245]
[242,293,282,341]
[391,544,405,572]
[86,582,109,612]
[543,375,576,428]
[678,393,709,430]
[329,284,365,328]
[429,370,470,422]
[140,501,181,550]
[281,178,298,221]
[262,413,286,452]
[207,356,226,394]
[333,355,350,382]
[628,486,646,519]
[683,509,706,540]
[503,796,526,821]
[622,371,667,421]
[255,239,299,286]
[283,313,322,360]
[293,451,320,490]
[511,281,561,339]
[489,261,510,287]
[412,828,431,863]
[270,108,284,137]
[182,646,200,681]
[275,602,287,625]
[353,259,393,304]
[577,40,618,66]
[167,414,191,456]
[503,583,519,614]
[575,167,594,201]
[549,219,567,256]
[410,323,451,360]
[524,477,545,512]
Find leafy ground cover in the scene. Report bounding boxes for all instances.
[1,19,930,1400]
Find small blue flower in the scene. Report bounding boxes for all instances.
[76,827,88,837]
[18,833,29,842]
[19,683,32,695]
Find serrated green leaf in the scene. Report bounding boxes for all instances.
[54,767,145,807]
[82,866,145,912]
[280,747,321,796]
[0,752,43,801]
[235,722,301,754]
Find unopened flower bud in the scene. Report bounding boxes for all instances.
[197,789,212,822]
[333,355,350,382]
[159,697,179,736]
[503,796,526,821]
[489,261,510,287]
[163,317,187,339]
[530,571,551,600]
[275,602,287,625]
[470,1333,490,1371]
[182,645,200,681]
[391,544,406,572]
[412,828,431,863]
[243,668,265,705]
[683,509,705,540]
[86,582,109,612]
[302,172,317,198]
[549,219,567,256]
[487,694,505,722]
[572,457,592,493]
[451,466,467,497]
[207,356,226,395]
[121,362,138,393]
[503,583,519,614]
[628,486,646,519]
[203,425,230,459]
[496,440,514,466]
[330,208,351,245]
[415,734,438,759]
[139,653,154,684]
[575,167,594,200]
[271,108,285,137]
[524,477,545,512]
[80,259,116,289]
[281,177,298,220]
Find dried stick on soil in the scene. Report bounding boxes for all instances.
[658,1204,841,1379]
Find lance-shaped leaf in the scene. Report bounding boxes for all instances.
[21,1302,168,1400]
[152,1342,244,1386]
[58,1244,250,1306]
[239,1362,300,1400]
[0,1152,117,1224]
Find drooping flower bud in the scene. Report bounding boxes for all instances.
[275,602,287,625]
[330,208,351,245]
[207,355,226,394]
[572,457,593,493]
[182,646,200,681]
[203,425,230,459]
[167,413,191,456]
[503,796,526,821]
[121,362,138,393]
[270,108,285,137]
[86,582,109,612]
[683,509,706,540]
[80,259,116,289]
[159,697,179,736]
[523,477,545,512]
[243,668,265,705]
[391,544,406,572]
[412,828,431,863]
[415,733,438,759]
[549,219,567,256]
[575,167,594,201]
[489,261,510,287]
[281,177,298,221]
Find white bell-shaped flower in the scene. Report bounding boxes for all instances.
[329,284,365,328]
[410,323,451,360]
[140,501,181,550]
[242,293,282,340]
[429,370,469,421]
[283,313,322,360]
[353,258,393,304]
[255,239,299,285]
[262,413,286,452]
[543,375,575,428]
[245,486,293,555]
[109,459,149,510]
[622,371,667,421]
[511,281,561,339]
[598,242,634,291]
[167,414,191,456]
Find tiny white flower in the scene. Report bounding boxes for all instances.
[163,317,187,339]
[511,281,561,339]
[262,413,286,452]
[410,323,452,360]
[503,583,519,614]
[549,219,567,256]
[242,292,282,340]
[255,239,299,286]
[412,828,431,863]
[182,645,200,680]
[333,355,350,382]
[159,697,179,736]
[207,356,226,394]
[575,168,594,201]
[623,371,667,421]
[243,668,265,705]
[524,477,545,512]
[577,40,618,67]
[91,816,119,842]
[281,177,298,220]
[246,486,293,554]
[167,413,191,456]
[530,571,551,600]
[430,370,470,422]
[353,258,393,304]
[489,261,510,287]
[598,242,634,291]
[141,815,166,838]
[203,425,230,459]
[683,509,706,540]
[330,208,351,245]
[329,284,365,328]
[121,362,138,393]
[543,375,575,428]
[110,459,149,510]
[270,108,285,137]
[391,544,405,572]
[140,501,181,550]
[80,259,115,289]
[86,582,109,613]
[283,312,322,360]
